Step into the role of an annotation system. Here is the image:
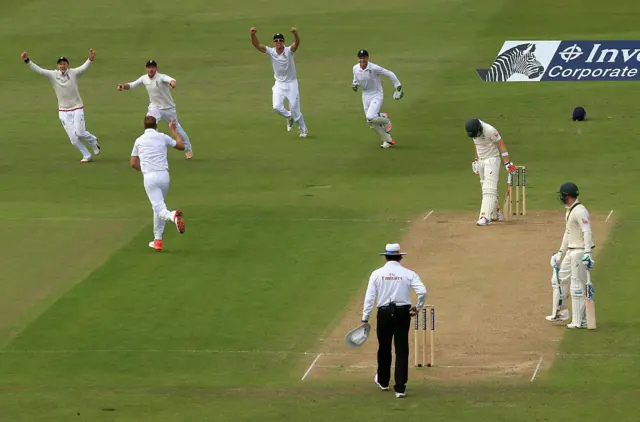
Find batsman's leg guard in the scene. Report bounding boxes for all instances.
[479,169,499,221]
[568,291,586,328]
[372,123,392,146]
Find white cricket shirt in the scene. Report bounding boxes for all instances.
[128,73,176,109]
[362,261,427,321]
[473,120,502,159]
[266,46,297,83]
[352,62,401,97]
[28,60,92,111]
[131,128,177,174]
[562,201,594,252]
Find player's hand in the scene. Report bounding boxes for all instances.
[250,27,257,35]
[169,120,177,132]
[550,251,562,268]
[581,253,595,270]
[291,27,297,34]
[169,80,176,89]
[472,159,478,175]
[89,49,96,61]
[393,85,403,100]
[409,306,418,317]
[117,84,124,91]
[351,83,359,92]
[21,51,29,61]
[504,161,516,173]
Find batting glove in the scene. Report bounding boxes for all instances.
[352,83,359,92]
[550,251,562,268]
[393,85,403,100]
[472,159,478,175]
[581,253,595,270]
[504,161,516,173]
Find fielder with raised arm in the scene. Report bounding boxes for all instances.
[21,50,101,163]
[117,60,194,159]
[352,50,404,148]
[548,182,595,328]
[250,27,309,138]
[130,116,186,252]
[465,118,516,225]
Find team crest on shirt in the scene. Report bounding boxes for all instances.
[581,217,589,224]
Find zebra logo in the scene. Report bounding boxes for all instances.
[477,43,546,82]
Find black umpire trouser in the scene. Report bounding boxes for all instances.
[376,303,412,393]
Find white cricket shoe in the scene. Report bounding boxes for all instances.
[374,374,389,391]
[492,211,504,222]
[92,142,101,155]
[287,117,294,132]
[476,217,490,226]
[299,130,308,138]
[80,157,93,163]
[395,392,406,399]
[546,309,570,322]
[380,141,391,149]
[567,322,587,329]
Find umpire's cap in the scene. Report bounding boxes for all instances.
[357,49,369,58]
[57,57,69,64]
[465,118,482,137]
[273,33,285,41]
[572,106,586,121]
[146,59,158,68]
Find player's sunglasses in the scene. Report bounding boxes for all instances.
[274,38,284,42]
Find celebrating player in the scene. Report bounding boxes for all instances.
[21,50,101,163]
[250,27,309,138]
[352,50,404,148]
[466,118,515,226]
[130,116,186,252]
[117,60,194,159]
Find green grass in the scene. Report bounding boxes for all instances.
[2,0,640,420]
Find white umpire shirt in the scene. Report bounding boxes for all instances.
[362,261,427,322]
[131,129,176,174]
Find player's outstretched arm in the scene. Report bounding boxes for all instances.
[21,51,54,77]
[250,27,267,53]
[74,49,95,75]
[117,76,143,91]
[290,27,300,52]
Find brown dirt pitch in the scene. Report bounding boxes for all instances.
[306,210,612,383]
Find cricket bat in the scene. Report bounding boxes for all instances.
[585,271,596,329]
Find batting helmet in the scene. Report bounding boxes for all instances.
[465,118,482,137]
[557,182,579,204]
[572,107,586,121]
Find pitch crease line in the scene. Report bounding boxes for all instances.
[301,353,322,381]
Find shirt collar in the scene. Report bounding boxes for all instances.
[144,128,158,133]
[384,261,402,268]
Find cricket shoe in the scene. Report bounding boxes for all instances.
[491,211,504,222]
[185,149,193,160]
[287,117,294,132]
[380,141,391,148]
[80,157,93,163]
[92,142,101,155]
[148,240,163,251]
[566,321,587,329]
[395,392,406,399]
[476,216,490,226]
[546,309,570,322]
[374,374,389,391]
[299,129,308,138]
[173,210,185,233]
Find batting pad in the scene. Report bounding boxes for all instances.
[480,193,498,220]
[372,124,392,143]
[369,115,390,126]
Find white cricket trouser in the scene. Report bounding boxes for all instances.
[477,157,501,220]
[147,107,192,151]
[363,94,383,120]
[58,108,98,159]
[565,248,589,326]
[272,80,307,130]
[143,170,175,240]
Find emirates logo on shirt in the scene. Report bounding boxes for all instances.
[581,217,589,224]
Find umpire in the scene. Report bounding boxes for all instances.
[361,243,427,398]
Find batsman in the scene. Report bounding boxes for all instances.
[465,118,516,226]
[548,182,595,329]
